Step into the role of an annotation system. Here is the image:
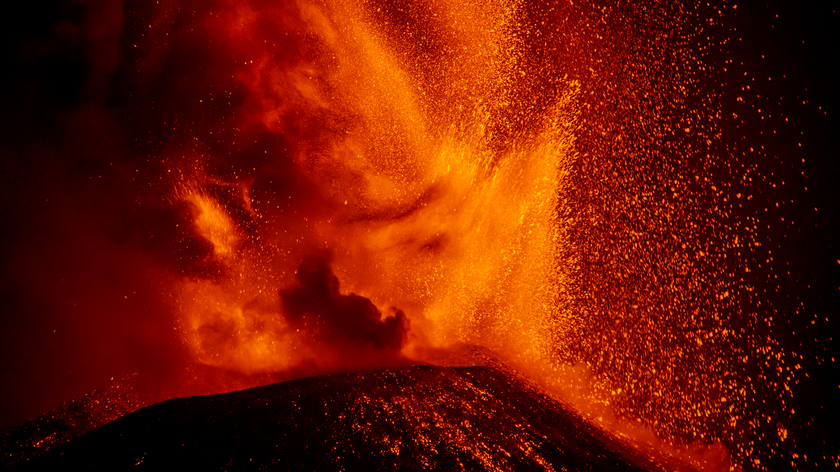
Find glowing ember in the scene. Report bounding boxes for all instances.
[0,0,836,470]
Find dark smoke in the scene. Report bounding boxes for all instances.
[0,0,349,433]
[282,256,408,353]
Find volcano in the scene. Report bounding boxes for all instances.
[2,0,837,469]
[5,364,673,471]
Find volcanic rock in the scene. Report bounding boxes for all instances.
[11,365,656,471]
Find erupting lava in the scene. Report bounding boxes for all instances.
[165,0,579,379]
[1,0,836,470]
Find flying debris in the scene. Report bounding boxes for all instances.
[1,0,836,470]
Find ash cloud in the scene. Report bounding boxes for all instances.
[0,0,409,433]
[282,256,408,354]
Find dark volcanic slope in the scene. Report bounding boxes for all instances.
[15,365,653,471]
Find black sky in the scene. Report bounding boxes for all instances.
[0,1,836,467]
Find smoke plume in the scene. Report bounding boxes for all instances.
[282,255,408,355]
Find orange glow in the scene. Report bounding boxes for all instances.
[129,0,812,469]
[182,186,244,261]
[3,0,834,469]
[174,0,582,379]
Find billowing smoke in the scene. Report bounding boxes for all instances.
[3,0,834,469]
[282,255,408,354]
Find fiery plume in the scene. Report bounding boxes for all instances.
[1,0,836,470]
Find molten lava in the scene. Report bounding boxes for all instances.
[168,0,579,380]
[1,0,836,470]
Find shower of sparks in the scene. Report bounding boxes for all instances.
[1,0,834,470]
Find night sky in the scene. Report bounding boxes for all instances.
[0,1,836,469]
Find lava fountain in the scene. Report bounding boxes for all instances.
[1,0,836,470]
